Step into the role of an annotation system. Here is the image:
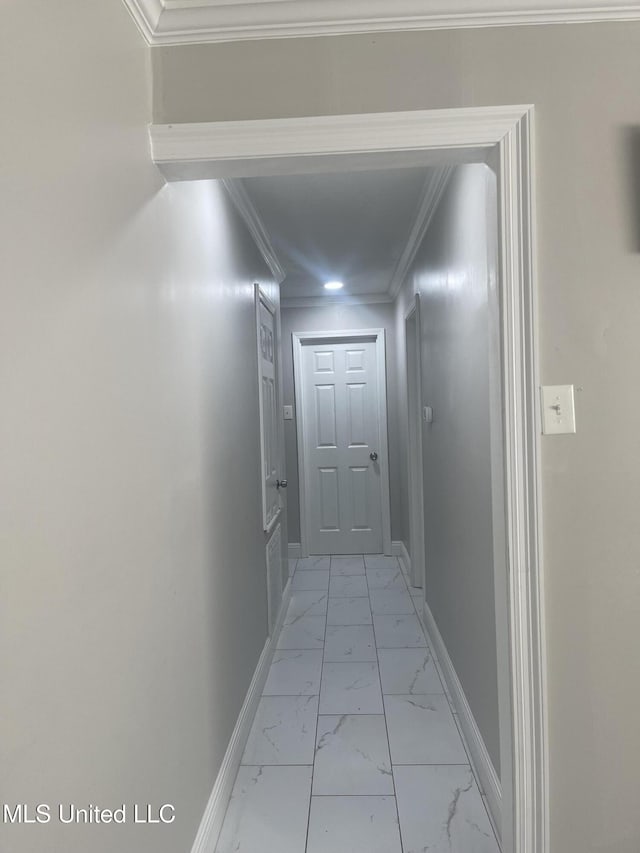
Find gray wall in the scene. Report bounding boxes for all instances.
[395,164,501,776]
[153,24,640,852]
[280,302,403,546]
[0,4,278,852]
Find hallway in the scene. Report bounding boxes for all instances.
[215,555,499,853]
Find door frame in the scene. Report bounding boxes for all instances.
[150,104,548,853]
[404,295,426,590]
[292,328,392,558]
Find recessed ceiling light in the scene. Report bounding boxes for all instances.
[324,280,344,291]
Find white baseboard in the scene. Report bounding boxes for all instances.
[288,542,302,560]
[421,599,502,844]
[392,540,411,577]
[190,577,292,853]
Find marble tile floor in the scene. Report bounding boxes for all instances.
[215,554,500,853]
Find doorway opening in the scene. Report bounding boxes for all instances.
[150,106,546,853]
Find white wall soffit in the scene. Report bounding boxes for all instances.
[124,0,640,45]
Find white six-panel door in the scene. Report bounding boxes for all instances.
[300,336,384,554]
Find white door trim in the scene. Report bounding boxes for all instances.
[292,328,392,558]
[404,295,426,590]
[151,106,530,182]
[150,104,547,853]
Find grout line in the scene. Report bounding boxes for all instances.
[240,763,315,767]
[264,692,319,702]
[381,690,446,696]
[303,560,330,853]
[368,564,405,853]
[310,793,404,798]
[391,761,471,766]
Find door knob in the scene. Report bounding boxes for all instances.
[369,452,378,462]
[276,479,288,489]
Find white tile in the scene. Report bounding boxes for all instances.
[369,589,415,614]
[277,615,326,649]
[307,796,402,853]
[329,574,369,598]
[394,765,500,853]
[364,555,400,570]
[324,625,377,662]
[215,765,312,853]
[291,569,330,591]
[285,590,328,621]
[331,555,366,575]
[327,596,372,625]
[384,694,467,764]
[297,555,331,571]
[373,614,427,648]
[263,649,323,696]
[313,714,393,794]
[242,695,318,765]
[378,648,443,695]
[366,568,408,591]
[319,661,383,714]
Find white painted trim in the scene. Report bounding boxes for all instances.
[122,0,163,42]
[497,107,548,853]
[287,542,302,560]
[125,0,640,45]
[392,540,412,577]
[223,180,286,283]
[292,328,393,558]
[421,599,503,842]
[149,107,530,183]
[281,293,394,309]
[190,575,292,853]
[388,167,453,299]
[150,103,548,853]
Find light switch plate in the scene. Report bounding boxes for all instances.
[423,406,433,424]
[541,385,576,434]
[283,405,293,421]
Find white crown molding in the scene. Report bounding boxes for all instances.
[124,0,640,45]
[388,166,453,299]
[281,293,394,309]
[122,0,164,42]
[222,179,286,283]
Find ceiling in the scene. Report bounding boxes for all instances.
[241,167,434,301]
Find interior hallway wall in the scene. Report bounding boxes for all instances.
[0,4,278,852]
[280,302,403,547]
[395,164,501,776]
[153,24,640,851]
